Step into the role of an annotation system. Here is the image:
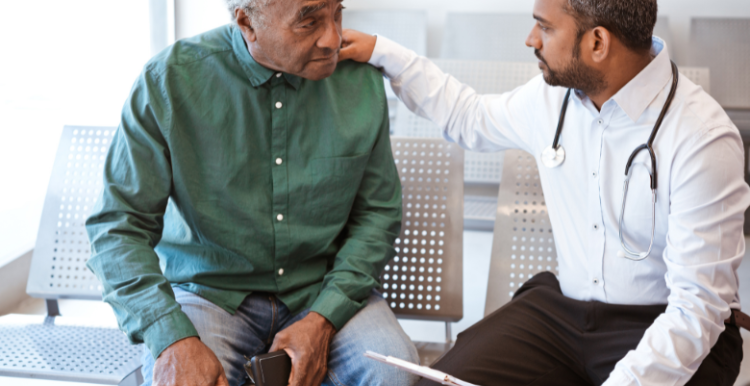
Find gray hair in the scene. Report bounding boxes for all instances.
[565,0,657,52]
[226,0,273,27]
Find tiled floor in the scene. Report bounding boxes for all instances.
[2,232,750,385]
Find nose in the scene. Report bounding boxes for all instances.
[318,16,342,53]
[525,25,542,50]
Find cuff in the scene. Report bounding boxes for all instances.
[368,34,419,80]
[142,310,200,360]
[601,369,636,386]
[310,289,364,331]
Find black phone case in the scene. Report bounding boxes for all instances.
[245,351,292,386]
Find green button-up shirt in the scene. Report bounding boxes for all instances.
[85,24,401,359]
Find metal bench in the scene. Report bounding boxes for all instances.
[0,126,143,385]
[386,137,464,365]
[484,68,712,315]
[391,59,542,230]
[483,150,559,315]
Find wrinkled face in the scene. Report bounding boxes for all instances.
[250,0,344,80]
[525,0,606,94]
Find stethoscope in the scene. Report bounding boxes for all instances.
[541,61,679,261]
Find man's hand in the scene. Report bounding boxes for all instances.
[269,312,337,386]
[153,337,229,386]
[339,29,377,63]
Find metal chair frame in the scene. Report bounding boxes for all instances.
[386,137,465,365]
[0,126,143,385]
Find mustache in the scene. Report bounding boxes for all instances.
[534,49,548,66]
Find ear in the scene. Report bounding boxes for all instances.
[589,26,611,63]
[235,8,258,42]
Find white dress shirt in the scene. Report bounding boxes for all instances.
[370,35,750,385]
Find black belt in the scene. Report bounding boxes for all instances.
[727,309,750,330]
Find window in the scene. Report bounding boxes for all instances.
[0,1,152,264]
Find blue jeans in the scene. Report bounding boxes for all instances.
[141,288,420,386]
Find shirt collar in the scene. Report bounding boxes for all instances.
[611,36,673,122]
[231,25,302,90]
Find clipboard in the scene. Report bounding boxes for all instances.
[364,351,480,386]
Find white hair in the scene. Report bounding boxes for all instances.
[226,0,273,27]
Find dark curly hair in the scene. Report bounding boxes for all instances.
[565,0,658,52]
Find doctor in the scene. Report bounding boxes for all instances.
[340,0,749,385]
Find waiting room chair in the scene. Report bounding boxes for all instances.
[386,137,465,365]
[391,59,542,230]
[0,126,143,385]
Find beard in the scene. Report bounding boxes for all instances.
[535,46,607,96]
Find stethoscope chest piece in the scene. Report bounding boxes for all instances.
[542,145,565,168]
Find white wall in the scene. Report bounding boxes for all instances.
[173,0,750,64]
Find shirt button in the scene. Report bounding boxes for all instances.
[276,73,282,78]
[597,119,603,125]
[593,224,599,230]
[277,214,284,222]
[275,101,283,109]
[592,171,597,178]
[278,268,285,276]
[593,278,600,284]
[275,158,283,165]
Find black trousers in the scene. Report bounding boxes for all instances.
[418,272,743,386]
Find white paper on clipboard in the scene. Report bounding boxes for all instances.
[364,351,480,386]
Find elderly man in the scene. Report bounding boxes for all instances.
[340,0,748,385]
[85,0,419,385]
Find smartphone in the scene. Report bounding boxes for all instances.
[244,350,292,386]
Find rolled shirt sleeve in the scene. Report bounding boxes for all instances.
[310,99,402,330]
[86,67,199,359]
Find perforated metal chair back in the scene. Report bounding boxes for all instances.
[342,10,428,56]
[441,13,537,62]
[0,126,143,385]
[688,18,750,108]
[392,59,541,184]
[483,69,713,316]
[26,126,116,300]
[383,137,464,322]
[484,150,558,316]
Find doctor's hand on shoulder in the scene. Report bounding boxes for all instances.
[339,29,377,63]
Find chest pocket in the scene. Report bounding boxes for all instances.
[310,153,371,223]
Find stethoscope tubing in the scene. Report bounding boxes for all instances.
[545,61,680,261]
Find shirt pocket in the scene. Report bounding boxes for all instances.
[309,153,371,223]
